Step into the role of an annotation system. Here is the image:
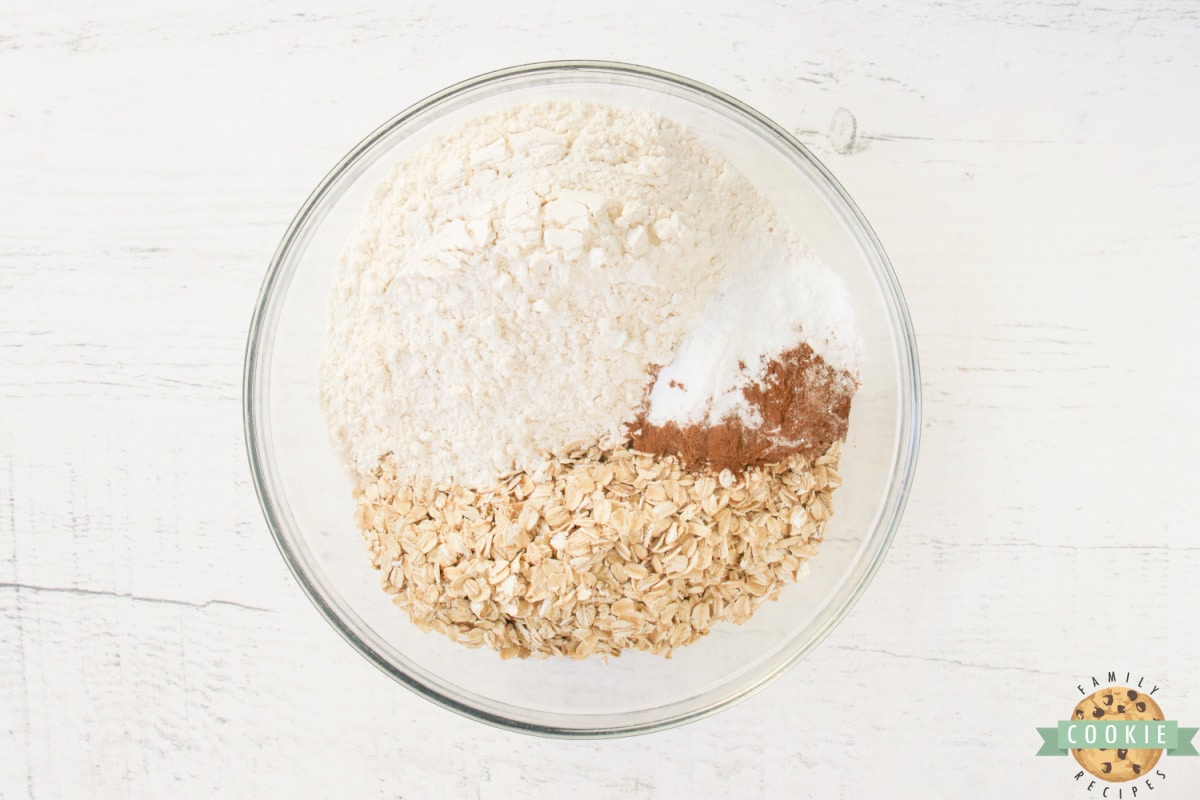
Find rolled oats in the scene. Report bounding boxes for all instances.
[355,440,841,659]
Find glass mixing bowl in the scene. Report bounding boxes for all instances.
[243,61,921,737]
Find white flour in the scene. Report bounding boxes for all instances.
[320,101,859,487]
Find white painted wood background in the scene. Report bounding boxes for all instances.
[2,1,1199,797]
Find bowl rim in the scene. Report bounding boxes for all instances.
[243,59,922,738]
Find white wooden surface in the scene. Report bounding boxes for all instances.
[3,1,1199,797]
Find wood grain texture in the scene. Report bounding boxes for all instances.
[2,0,1199,797]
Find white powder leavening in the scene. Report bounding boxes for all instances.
[319,101,859,488]
[644,237,861,428]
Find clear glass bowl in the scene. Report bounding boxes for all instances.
[243,61,921,737]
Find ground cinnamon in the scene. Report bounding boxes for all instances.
[629,343,855,472]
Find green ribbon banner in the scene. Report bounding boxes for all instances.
[1036,721,1199,757]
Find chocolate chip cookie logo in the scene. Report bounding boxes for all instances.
[1036,674,1198,795]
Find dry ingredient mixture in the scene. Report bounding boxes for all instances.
[320,101,862,659]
